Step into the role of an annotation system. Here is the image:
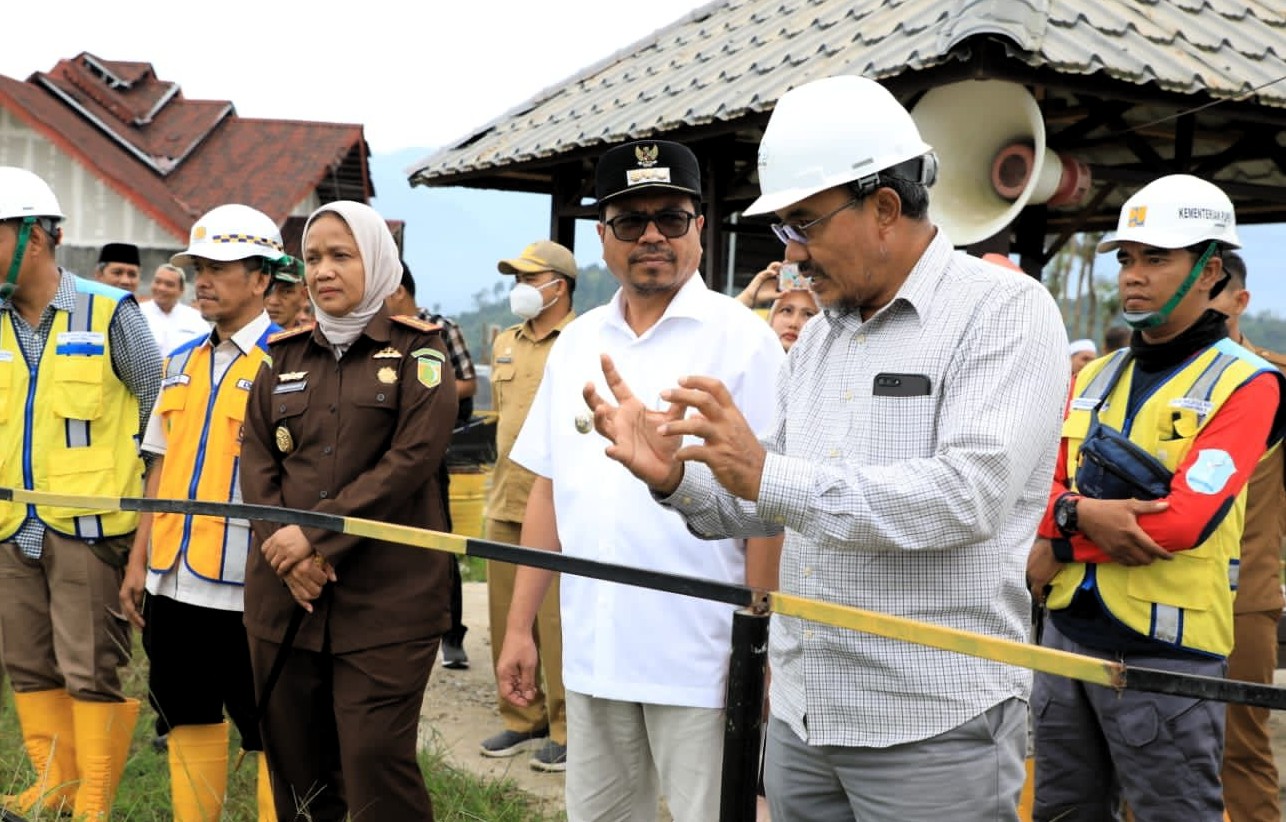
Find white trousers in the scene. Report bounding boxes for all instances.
[564,690,724,822]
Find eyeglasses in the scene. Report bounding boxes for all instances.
[771,197,861,245]
[603,210,698,242]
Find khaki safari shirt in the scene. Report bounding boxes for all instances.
[1236,335,1286,615]
[487,311,576,523]
[240,307,458,653]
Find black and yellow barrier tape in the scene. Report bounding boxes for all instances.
[6,487,1283,709]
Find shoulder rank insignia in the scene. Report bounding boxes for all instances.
[268,325,312,344]
[391,314,440,333]
[373,347,402,359]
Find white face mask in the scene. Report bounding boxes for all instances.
[509,279,560,320]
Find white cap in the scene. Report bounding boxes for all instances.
[0,167,64,221]
[1069,338,1097,357]
[172,204,286,268]
[1097,174,1240,253]
[745,76,933,216]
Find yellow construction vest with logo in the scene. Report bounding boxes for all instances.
[1048,340,1275,656]
[0,280,142,540]
[150,330,271,583]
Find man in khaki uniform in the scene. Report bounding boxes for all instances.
[480,240,577,772]
[1211,251,1286,822]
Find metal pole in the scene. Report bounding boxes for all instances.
[719,608,770,822]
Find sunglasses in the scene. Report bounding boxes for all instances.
[771,197,861,245]
[603,210,698,242]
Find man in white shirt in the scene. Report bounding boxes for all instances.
[496,139,784,822]
[139,263,209,356]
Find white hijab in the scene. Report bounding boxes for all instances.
[304,201,401,349]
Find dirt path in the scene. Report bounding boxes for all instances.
[417,581,566,816]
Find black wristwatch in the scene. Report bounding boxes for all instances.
[1054,493,1080,537]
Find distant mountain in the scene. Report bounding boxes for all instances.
[371,148,1286,321]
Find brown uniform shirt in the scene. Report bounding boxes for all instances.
[486,311,576,523]
[1234,336,1286,614]
[240,308,458,653]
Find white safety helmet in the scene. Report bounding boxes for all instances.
[744,75,935,216]
[1097,174,1240,253]
[0,167,64,221]
[172,204,286,268]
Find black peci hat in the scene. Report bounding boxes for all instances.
[97,242,140,267]
[595,140,702,206]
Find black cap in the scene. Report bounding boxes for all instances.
[595,140,702,206]
[98,242,140,266]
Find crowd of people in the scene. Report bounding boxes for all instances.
[0,70,1283,822]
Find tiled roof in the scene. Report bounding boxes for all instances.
[409,0,1286,184]
[2,53,370,241]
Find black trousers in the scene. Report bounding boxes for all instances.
[142,593,261,748]
[249,635,439,821]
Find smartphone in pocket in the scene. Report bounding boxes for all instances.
[777,262,811,292]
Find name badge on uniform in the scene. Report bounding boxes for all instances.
[55,330,105,357]
[273,381,307,394]
[0,350,15,363]
[162,374,191,389]
[236,378,254,391]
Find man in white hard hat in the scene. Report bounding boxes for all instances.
[583,76,1069,821]
[1026,175,1285,821]
[0,167,161,821]
[119,204,289,821]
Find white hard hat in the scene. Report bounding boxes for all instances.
[1097,174,1240,253]
[744,75,934,216]
[172,204,286,268]
[0,167,64,221]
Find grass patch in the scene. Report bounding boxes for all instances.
[1,637,560,821]
[458,555,487,583]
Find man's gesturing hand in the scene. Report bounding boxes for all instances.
[656,376,767,502]
[583,354,686,495]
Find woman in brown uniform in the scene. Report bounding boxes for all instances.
[240,201,456,820]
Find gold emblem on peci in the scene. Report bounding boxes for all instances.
[634,144,660,167]
[275,425,294,454]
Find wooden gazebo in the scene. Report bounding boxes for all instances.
[407,0,1286,286]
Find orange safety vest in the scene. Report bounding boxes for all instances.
[150,328,272,584]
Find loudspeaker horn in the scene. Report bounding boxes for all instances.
[910,80,1091,246]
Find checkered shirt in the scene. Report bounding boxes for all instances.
[2,270,162,558]
[665,231,1070,747]
[417,309,476,382]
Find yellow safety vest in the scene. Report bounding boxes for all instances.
[150,330,271,583]
[1048,340,1278,656]
[0,279,142,540]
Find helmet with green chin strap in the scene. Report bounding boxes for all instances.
[1096,174,1239,330]
[0,167,65,299]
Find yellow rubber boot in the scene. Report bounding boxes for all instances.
[168,723,229,822]
[1,688,78,815]
[256,754,278,822]
[71,697,140,822]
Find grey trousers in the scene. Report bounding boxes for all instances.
[1032,620,1227,822]
[764,698,1027,822]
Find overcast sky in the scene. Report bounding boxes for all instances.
[0,0,711,154]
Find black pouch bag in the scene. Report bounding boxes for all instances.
[1076,418,1173,501]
